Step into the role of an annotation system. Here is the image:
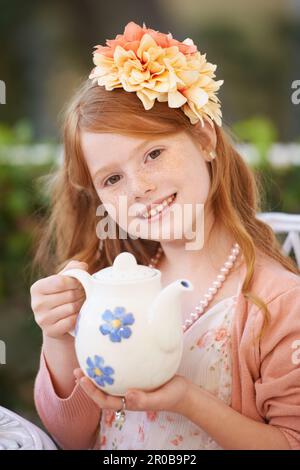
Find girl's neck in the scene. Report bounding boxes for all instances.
[158,219,236,276]
[157,220,244,314]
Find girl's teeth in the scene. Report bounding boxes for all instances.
[142,193,176,219]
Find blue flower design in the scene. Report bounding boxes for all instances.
[99,306,135,343]
[86,355,115,387]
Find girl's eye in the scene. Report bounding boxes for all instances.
[104,175,121,187]
[102,148,163,187]
[146,148,163,161]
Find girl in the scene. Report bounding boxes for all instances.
[31,21,300,450]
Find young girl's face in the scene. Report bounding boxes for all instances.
[81,129,212,244]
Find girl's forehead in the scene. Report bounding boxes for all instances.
[80,132,189,164]
[80,130,187,145]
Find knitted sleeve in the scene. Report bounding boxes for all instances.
[254,285,300,450]
[34,349,102,449]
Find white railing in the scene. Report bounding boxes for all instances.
[258,212,300,267]
[235,143,300,167]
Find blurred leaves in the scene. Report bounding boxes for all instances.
[233,116,278,168]
[0,119,34,145]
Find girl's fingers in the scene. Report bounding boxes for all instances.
[32,288,85,317]
[44,314,78,337]
[73,368,85,380]
[47,288,85,311]
[79,376,125,410]
[31,274,82,295]
[37,297,85,326]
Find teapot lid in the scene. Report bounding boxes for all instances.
[93,252,157,282]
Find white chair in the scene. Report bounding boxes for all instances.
[0,406,56,450]
[257,212,300,268]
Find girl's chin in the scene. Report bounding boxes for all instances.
[128,221,186,243]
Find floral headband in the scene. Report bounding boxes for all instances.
[89,21,223,128]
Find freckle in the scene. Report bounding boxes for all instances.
[164,153,184,170]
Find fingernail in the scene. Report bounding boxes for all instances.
[79,377,92,390]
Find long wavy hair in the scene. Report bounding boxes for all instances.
[32,79,299,330]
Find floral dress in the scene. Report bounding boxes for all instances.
[97,295,238,450]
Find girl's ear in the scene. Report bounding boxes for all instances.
[194,117,217,162]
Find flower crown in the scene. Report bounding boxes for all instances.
[89,21,223,127]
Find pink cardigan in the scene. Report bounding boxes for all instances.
[34,253,300,450]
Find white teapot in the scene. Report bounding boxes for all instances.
[62,252,193,396]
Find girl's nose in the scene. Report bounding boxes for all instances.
[129,176,157,200]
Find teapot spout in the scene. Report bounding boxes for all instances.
[61,268,94,298]
[148,279,193,352]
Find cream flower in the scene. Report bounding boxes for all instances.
[89,21,223,127]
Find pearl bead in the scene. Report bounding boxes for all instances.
[191,312,198,320]
[224,261,233,269]
[208,286,218,295]
[204,293,213,301]
[212,280,222,288]
[195,305,204,313]
[220,267,229,274]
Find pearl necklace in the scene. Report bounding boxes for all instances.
[148,243,240,333]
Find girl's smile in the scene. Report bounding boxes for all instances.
[136,192,177,222]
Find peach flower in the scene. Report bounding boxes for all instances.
[196,329,214,348]
[215,328,228,342]
[138,425,145,442]
[89,21,223,127]
[170,434,183,446]
[146,410,158,421]
[103,409,115,427]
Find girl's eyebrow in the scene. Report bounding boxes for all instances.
[92,138,164,180]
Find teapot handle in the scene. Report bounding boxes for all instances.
[60,268,93,337]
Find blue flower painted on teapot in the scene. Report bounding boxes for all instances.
[86,355,115,387]
[99,306,135,342]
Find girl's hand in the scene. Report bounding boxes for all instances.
[73,368,191,416]
[30,261,88,340]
